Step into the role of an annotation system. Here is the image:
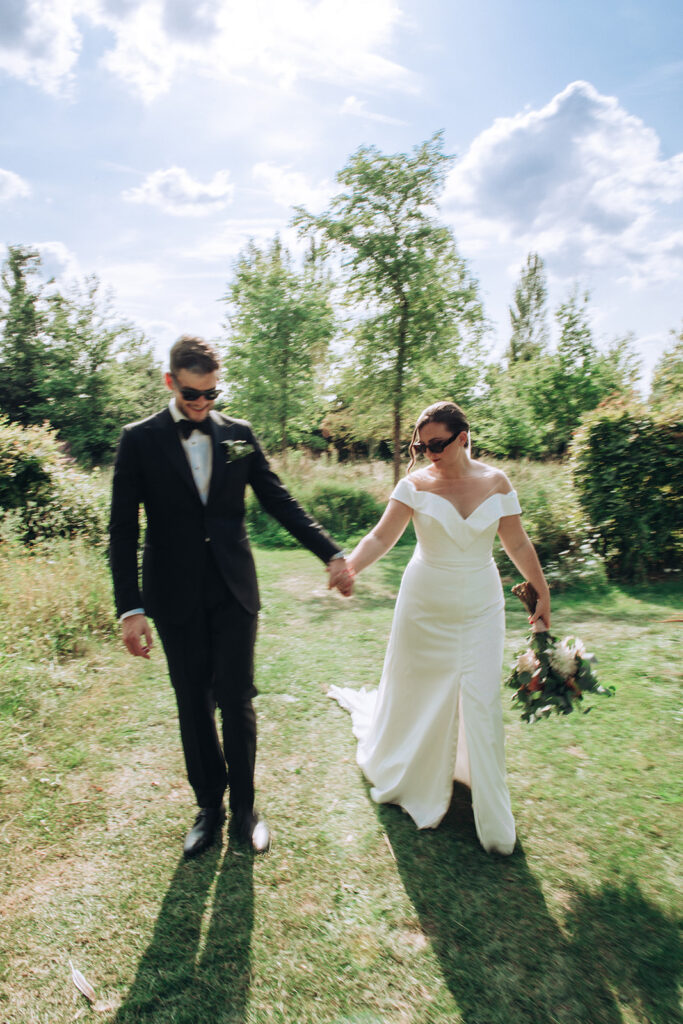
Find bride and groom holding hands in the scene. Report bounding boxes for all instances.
[109,335,550,860]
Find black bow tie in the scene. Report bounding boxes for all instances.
[177,417,212,440]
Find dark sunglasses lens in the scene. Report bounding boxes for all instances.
[180,387,218,401]
[413,442,427,454]
[430,439,448,453]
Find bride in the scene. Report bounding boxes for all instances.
[329,401,551,855]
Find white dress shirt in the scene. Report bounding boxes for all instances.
[168,397,214,505]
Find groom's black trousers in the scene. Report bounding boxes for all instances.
[154,551,258,813]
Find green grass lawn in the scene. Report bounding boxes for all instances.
[0,543,680,1023]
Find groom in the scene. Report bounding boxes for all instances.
[109,335,352,857]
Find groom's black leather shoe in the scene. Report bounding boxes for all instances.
[234,809,271,853]
[183,804,226,859]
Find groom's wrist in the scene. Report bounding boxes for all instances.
[328,550,346,563]
[120,607,145,621]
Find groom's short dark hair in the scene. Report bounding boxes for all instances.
[170,335,220,375]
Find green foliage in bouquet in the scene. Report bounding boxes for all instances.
[505,582,614,723]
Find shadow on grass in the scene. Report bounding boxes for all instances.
[377,784,680,1024]
[113,827,254,1024]
[563,879,682,1024]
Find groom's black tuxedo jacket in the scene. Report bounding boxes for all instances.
[109,407,340,623]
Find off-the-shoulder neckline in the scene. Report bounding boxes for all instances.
[396,477,518,523]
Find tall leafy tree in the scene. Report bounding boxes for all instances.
[650,326,683,413]
[507,252,548,363]
[222,236,336,453]
[295,133,486,483]
[0,247,165,464]
[0,245,47,424]
[545,288,602,453]
[477,280,641,458]
[545,289,641,454]
[42,277,167,465]
[474,359,554,459]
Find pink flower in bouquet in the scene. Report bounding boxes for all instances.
[516,649,539,675]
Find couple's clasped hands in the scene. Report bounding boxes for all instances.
[327,557,355,597]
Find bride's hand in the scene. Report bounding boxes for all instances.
[327,558,355,596]
[529,595,551,631]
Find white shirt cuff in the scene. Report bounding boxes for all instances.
[120,608,145,621]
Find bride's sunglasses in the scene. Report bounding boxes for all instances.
[412,434,458,456]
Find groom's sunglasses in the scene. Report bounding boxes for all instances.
[174,381,222,402]
[412,434,458,455]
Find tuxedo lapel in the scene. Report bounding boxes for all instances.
[150,409,201,500]
[207,416,234,506]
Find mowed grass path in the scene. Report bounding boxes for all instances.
[0,544,681,1024]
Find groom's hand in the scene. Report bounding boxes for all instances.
[121,613,154,658]
[327,557,354,597]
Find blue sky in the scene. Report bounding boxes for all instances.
[1,0,682,388]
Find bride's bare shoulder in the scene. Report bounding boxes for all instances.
[474,461,514,494]
[406,468,433,492]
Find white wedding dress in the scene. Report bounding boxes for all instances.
[329,477,520,855]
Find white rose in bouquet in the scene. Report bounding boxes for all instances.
[549,639,578,678]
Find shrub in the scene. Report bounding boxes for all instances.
[247,456,606,587]
[246,481,385,549]
[0,416,107,545]
[569,397,683,580]
[494,458,607,590]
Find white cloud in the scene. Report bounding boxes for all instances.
[340,94,407,125]
[187,218,301,263]
[0,0,82,94]
[1,0,415,101]
[252,162,334,213]
[101,0,415,102]
[123,166,235,216]
[17,241,82,289]
[443,80,683,289]
[0,168,31,202]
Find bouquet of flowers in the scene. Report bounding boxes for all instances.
[505,581,614,723]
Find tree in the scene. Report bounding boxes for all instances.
[546,290,643,454]
[650,326,683,414]
[222,236,336,454]
[507,252,548,363]
[0,245,47,424]
[295,133,486,483]
[41,277,167,465]
[476,282,641,460]
[543,288,603,453]
[0,247,166,465]
[474,358,555,459]
[592,333,641,400]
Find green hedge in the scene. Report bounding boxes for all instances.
[247,481,387,549]
[493,459,606,590]
[570,398,683,580]
[0,417,107,545]
[247,465,607,589]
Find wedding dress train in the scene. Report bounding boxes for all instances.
[329,477,520,855]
